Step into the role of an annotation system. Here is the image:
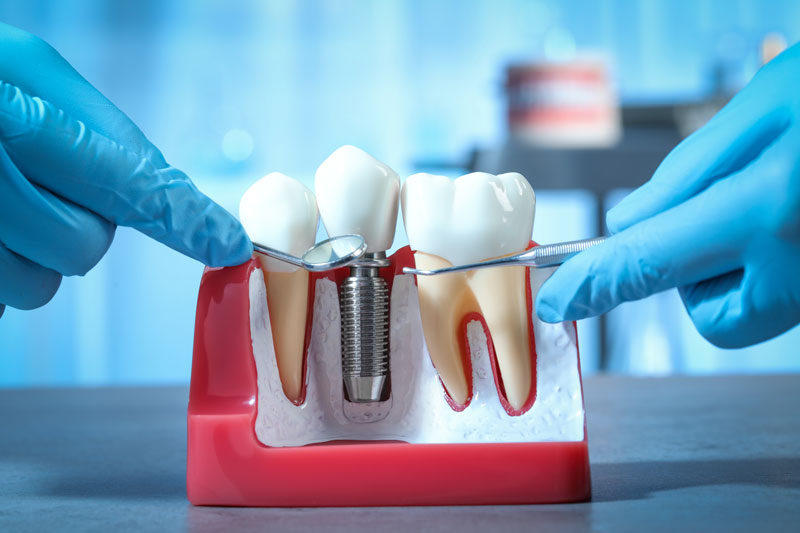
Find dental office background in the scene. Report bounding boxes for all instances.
[2,0,799,386]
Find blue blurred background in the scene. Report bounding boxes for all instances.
[1,0,799,386]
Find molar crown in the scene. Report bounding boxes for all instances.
[401,171,534,265]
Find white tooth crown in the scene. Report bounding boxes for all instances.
[239,172,319,272]
[315,145,401,252]
[401,172,535,265]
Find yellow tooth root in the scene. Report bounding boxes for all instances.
[414,252,534,411]
[467,266,532,410]
[262,262,310,404]
[414,252,480,406]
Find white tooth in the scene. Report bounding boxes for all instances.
[239,172,319,403]
[402,172,536,410]
[315,145,400,252]
[239,172,319,273]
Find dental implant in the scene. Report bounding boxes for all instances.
[340,252,392,403]
[313,145,401,405]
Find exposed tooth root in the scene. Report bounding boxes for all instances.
[262,264,310,404]
[467,265,532,410]
[414,252,480,406]
[239,172,319,406]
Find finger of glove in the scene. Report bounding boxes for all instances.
[536,171,753,323]
[677,124,800,345]
[606,86,788,234]
[679,271,751,348]
[0,83,252,267]
[0,241,62,310]
[0,22,165,165]
[0,142,115,276]
[679,262,800,349]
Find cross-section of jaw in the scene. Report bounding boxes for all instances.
[401,172,536,412]
[239,172,319,404]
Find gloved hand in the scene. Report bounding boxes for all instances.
[0,23,252,316]
[536,42,800,348]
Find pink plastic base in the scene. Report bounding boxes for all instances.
[188,247,591,506]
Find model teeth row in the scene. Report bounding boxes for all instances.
[239,145,536,411]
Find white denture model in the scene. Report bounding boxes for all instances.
[187,145,591,507]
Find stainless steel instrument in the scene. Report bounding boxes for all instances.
[252,234,367,272]
[402,236,607,276]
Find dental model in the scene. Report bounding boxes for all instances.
[239,172,319,404]
[187,147,590,506]
[401,172,536,411]
[315,146,401,403]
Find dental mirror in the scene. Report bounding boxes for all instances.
[402,236,607,276]
[252,234,367,272]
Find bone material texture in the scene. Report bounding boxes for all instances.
[250,268,584,447]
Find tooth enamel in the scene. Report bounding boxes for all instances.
[401,172,536,410]
[239,172,319,403]
[315,145,400,251]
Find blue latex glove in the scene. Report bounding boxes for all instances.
[0,23,252,315]
[536,43,800,348]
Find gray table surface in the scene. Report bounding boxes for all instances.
[1,375,798,532]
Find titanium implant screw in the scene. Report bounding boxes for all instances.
[340,253,390,403]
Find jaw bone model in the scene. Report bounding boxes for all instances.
[188,146,590,506]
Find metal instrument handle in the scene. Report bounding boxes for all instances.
[530,236,608,268]
[402,236,608,276]
[251,242,306,268]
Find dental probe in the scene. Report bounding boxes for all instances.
[402,236,608,276]
[252,234,368,272]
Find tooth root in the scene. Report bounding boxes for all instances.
[414,252,480,406]
[261,261,310,404]
[467,265,532,410]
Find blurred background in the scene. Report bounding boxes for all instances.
[1,0,799,387]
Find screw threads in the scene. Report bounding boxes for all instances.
[340,266,390,403]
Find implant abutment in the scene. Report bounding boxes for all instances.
[340,252,391,403]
